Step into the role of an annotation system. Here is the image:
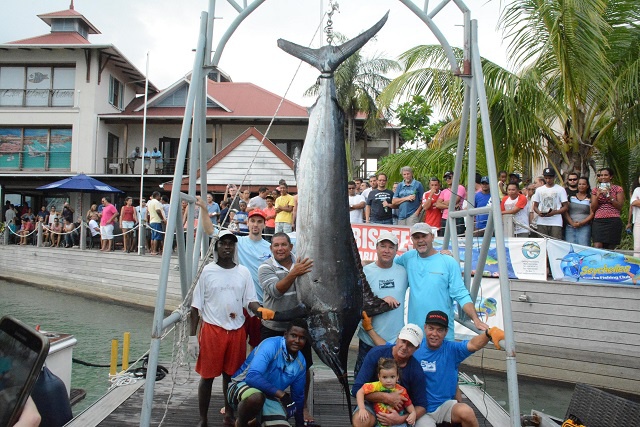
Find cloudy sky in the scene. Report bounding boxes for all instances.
[2,0,511,107]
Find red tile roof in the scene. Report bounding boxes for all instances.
[37,8,100,34]
[110,80,309,119]
[7,32,91,45]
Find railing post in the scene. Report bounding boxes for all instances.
[37,221,43,247]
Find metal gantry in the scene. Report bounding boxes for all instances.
[139,1,521,426]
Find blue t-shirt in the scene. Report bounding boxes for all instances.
[413,338,472,413]
[395,251,472,340]
[351,344,428,410]
[357,263,408,346]
[237,236,272,303]
[393,179,425,220]
[235,211,249,232]
[232,336,306,424]
[474,191,491,230]
[207,202,220,226]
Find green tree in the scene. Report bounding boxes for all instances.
[396,95,447,148]
[380,0,640,190]
[305,35,400,178]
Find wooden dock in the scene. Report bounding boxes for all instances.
[67,367,506,427]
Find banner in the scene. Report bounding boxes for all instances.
[547,239,640,285]
[453,278,504,339]
[350,224,547,280]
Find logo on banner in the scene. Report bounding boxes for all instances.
[521,241,541,259]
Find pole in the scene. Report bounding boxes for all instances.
[138,52,150,255]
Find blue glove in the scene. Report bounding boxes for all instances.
[279,392,296,419]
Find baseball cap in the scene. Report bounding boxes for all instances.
[425,310,449,328]
[509,172,521,181]
[248,209,266,220]
[410,222,434,236]
[217,229,238,242]
[480,176,490,184]
[376,231,398,245]
[397,324,423,347]
[543,167,556,177]
[443,171,453,179]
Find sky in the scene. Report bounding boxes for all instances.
[2,0,512,108]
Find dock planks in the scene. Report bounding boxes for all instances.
[68,367,497,427]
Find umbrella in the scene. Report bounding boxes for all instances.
[37,174,124,249]
[37,173,124,193]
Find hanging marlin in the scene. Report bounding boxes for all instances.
[278,11,392,416]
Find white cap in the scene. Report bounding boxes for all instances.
[376,231,398,246]
[397,323,423,347]
[410,222,434,236]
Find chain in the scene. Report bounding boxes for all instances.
[324,0,340,45]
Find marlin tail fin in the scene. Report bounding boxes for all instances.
[277,12,389,74]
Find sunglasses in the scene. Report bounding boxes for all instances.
[567,178,578,181]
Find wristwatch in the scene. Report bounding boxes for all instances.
[485,329,491,338]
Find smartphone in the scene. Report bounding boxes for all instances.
[599,182,611,191]
[0,315,50,427]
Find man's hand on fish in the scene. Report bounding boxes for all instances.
[290,257,313,277]
[382,296,400,308]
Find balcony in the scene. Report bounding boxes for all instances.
[103,157,190,175]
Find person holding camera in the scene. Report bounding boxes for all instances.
[591,167,624,249]
[531,168,568,240]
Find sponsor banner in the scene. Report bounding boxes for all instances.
[351,224,547,280]
[547,240,640,286]
[454,278,504,339]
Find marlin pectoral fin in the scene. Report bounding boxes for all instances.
[277,11,389,74]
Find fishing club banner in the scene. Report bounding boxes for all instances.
[351,224,547,281]
[547,240,640,285]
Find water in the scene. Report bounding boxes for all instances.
[0,279,174,414]
[0,279,577,419]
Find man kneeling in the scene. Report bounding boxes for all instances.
[228,319,308,427]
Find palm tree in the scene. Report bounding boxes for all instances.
[380,0,640,189]
[304,35,400,178]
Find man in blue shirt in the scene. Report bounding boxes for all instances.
[229,319,309,427]
[352,324,429,427]
[474,176,492,235]
[413,311,504,427]
[392,166,425,226]
[206,193,220,227]
[396,222,488,341]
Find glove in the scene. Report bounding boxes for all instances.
[488,326,505,350]
[257,307,275,320]
[279,392,296,419]
[187,335,199,360]
[362,311,373,331]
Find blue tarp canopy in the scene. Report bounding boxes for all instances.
[36,173,123,193]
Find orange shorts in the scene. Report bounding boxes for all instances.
[195,322,247,379]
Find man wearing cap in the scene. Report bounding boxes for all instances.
[365,173,394,224]
[352,324,429,427]
[414,311,505,427]
[436,171,466,237]
[353,231,408,378]
[189,229,275,427]
[396,223,488,341]
[391,166,425,226]
[531,168,568,239]
[509,172,522,188]
[259,232,316,423]
[474,177,492,235]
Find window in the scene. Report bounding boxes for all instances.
[273,140,303,159]
[0,65,75,107]
[0,127,72,170]
[109,75,124,110]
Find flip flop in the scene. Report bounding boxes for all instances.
[304,421,321,427]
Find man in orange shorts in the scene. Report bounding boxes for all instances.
[189,229,274,427]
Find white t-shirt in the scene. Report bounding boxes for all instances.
[631,188,640,224]
[531,184,567,227]
[248,195,267,210]
[192,263,257,330]
[348,194,366,223]
[88,219,100,236]
[503,195,529,234]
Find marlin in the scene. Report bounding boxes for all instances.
[278,12,392,416]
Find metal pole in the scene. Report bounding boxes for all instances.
[139,12,209,427]
[138,52,150,256]
[470,19,521,426]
